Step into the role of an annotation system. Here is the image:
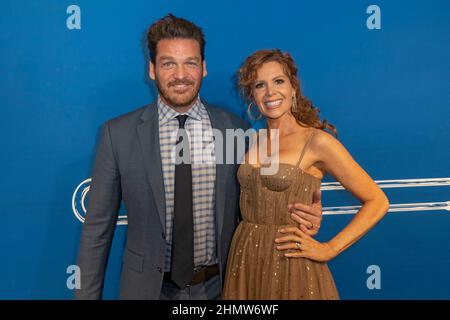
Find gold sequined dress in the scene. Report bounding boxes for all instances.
[223,129,339,300]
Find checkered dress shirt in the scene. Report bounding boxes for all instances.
[157,96,217,271]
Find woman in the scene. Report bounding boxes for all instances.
[222,49,389,299]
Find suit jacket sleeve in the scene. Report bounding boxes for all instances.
[75,121,121,299]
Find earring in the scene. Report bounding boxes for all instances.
[247,102,262,121]
[291,95,298,112]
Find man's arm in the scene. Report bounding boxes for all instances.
[75,121,121,299]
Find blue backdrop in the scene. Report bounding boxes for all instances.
[1,0,449,299]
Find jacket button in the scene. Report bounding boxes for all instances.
[162,232,166,240]
[157,267,162,273]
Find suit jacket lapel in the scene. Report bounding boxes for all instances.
[137,101,166,231]
[136,100,232,237]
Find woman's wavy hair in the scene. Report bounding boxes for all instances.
[237,49,337,137]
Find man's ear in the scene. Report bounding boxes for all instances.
[202,60,207,77]
[149,61,156,80]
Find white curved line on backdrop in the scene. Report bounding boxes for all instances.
[324,201,450,215]
[321,177,450,191]
[73,177,450,224]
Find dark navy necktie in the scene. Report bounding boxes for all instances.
[170,114,194,288]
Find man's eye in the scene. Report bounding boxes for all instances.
[186,61,198,66]
[162,62,175,67]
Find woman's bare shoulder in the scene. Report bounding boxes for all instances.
[309,128,340,151]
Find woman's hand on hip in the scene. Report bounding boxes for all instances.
[274,226,337,262]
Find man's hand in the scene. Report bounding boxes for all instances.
[288,190,323,236]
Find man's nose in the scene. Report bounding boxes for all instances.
[173,65,187,79]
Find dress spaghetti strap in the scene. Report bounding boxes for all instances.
[296,128,315,168]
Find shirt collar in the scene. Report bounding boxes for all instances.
[157,95,204,125]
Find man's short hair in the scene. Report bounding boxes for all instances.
[147,13,206,64]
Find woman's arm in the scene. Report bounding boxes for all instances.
[275,130,390,261]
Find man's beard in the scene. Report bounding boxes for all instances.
[155,77,202,109]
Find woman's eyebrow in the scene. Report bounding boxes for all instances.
[271,74,286,80]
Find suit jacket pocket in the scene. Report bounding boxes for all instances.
[123,247,144,273]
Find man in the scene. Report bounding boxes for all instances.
[75,14,323,300]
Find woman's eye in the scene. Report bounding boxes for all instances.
[275,79,285,85]
[254,83,264,89]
